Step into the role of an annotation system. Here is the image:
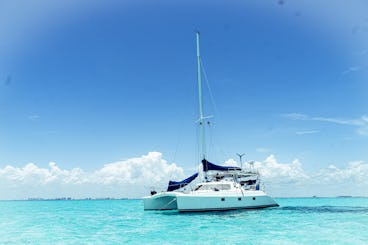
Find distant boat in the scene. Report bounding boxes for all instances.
[143,32,278,212]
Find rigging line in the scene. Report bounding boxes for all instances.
[171,115,187,165]
[195,124,200,168]
[171,90,194,165]
[200,58,219,115]
[207,119,223,164]
[200,58,230,163]
[208,121,217,162]
[208,122,212,159]
[172,128,182,166]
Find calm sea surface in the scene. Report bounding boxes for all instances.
[0,198,367,244]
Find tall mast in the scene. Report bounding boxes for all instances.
[196,31,206,161]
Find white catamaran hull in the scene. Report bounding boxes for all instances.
[143,192,178,210]
[176,191,278,212]
[143,191,278,212]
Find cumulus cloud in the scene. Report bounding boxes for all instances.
[223,158,239,167]
[0,152,185,200]
[315,161,368,184]
[222,156,368,197]
[1,152,368,199]
[253,155,309,183]
[238,155,368,197]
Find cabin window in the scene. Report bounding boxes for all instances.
[221,198,225,201]
[221,184,231,190]
[253,197,256,200]
[196,184,231,191]
[238,197,241,201]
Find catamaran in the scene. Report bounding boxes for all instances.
[143,32,278,212]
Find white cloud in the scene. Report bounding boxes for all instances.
[314,161,368,184]
[283,113,309,120]
[232,155,368,197]
[312,116,363,126]
[283,113,368,136]
[1,152,368,199]
[342,66,360,75]
[223,158,239,167]
[254,155,309,183]
[354,49,368,56]
[0,152,185,200]
[28,115,40,121]
[295,130,319,135]
[357,115,368,135]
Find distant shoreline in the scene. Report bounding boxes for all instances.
[0,197,141,201]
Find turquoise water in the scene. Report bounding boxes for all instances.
[0,198,367,244]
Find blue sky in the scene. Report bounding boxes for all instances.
[1,0,368,198]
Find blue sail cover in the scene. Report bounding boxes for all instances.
[202,159,241,172]
[167,173,199,192]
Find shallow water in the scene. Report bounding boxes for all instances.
[0,198,367,244]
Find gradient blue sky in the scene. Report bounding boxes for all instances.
[1,0,368,174]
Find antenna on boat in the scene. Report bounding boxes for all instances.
[236,153,245,169]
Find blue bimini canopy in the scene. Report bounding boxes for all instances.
[202,159,241,172]
[167,173,199,192]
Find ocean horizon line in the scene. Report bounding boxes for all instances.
[1,196,367,202]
